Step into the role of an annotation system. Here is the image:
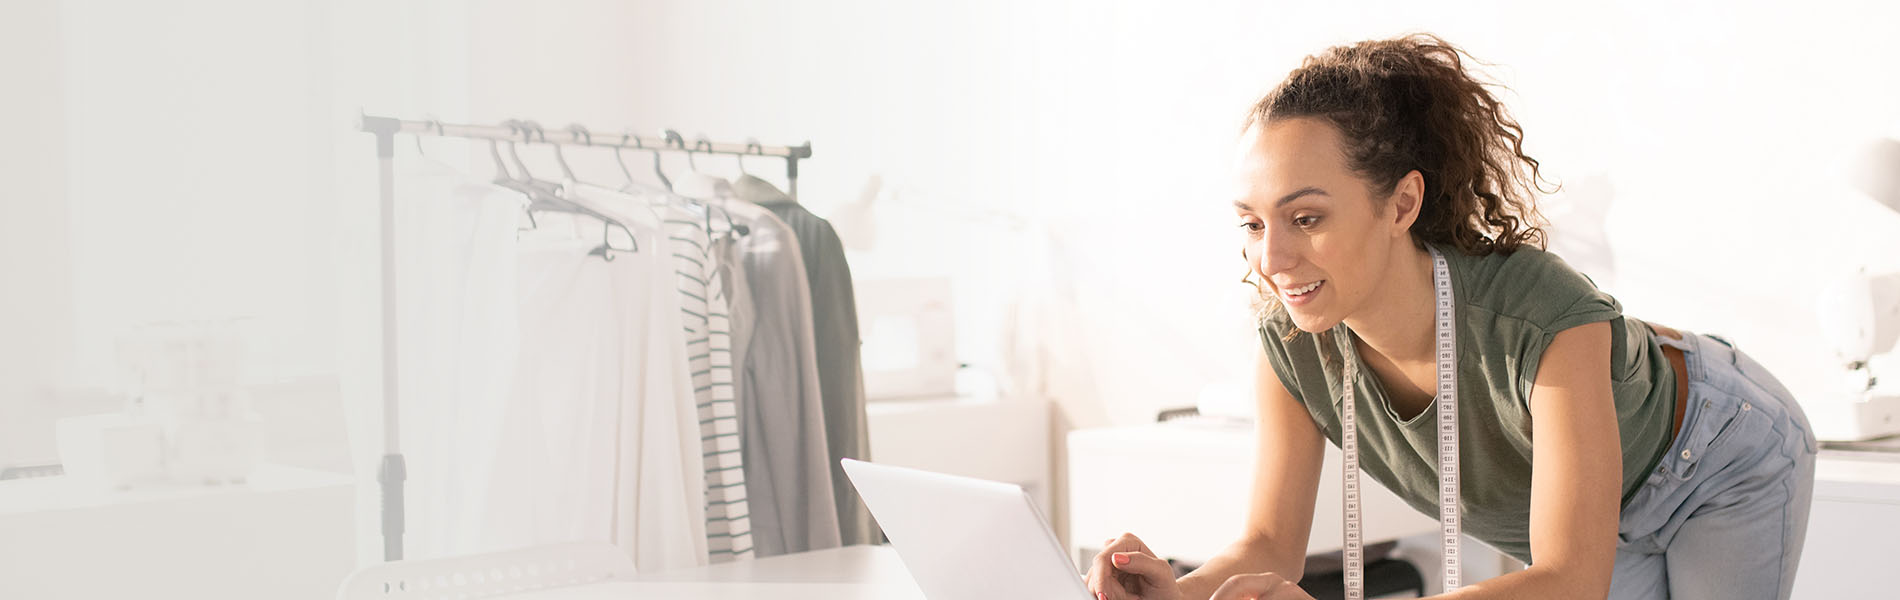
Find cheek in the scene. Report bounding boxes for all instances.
[1305,234,1373,290]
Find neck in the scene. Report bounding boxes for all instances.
[1342,242,1438,366]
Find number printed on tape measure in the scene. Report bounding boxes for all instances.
[1341,248,1462,597]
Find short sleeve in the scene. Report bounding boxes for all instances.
[1256,314,1311,409]
[1482,249,1624,398]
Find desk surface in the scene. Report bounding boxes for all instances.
[505,545,928,600]
[630,544,918,585]
[517,581,921,600]
[0,464,351,515]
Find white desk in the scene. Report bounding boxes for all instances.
[365,450,1899,600]
[501,545,927,599]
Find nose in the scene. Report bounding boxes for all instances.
[1255,227,1299,280]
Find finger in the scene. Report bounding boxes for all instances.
[1099,533,1157,600]
[1110,551,1175,585]
[1210,573,1300,600]
[1094,532,1159,600]
[1086,548,1132,600]
[1103,532,1154,557]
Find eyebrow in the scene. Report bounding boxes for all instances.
[1233,186,1330,213]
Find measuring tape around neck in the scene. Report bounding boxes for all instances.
[1340,246,1460,598]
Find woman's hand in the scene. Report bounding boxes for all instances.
[1084,533,1182,600]
[1207,573,1315,600]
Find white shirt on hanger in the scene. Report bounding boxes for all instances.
[573,183,756,563]
[390,163,523,561]
[384,167,708,572]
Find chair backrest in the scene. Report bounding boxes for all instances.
[335,542,636,600]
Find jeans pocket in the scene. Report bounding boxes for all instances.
[1724,346,1819,454]
[1672,395,1766,482]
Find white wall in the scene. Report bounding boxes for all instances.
[0,0,76,465]
[418,0,1900,431]
[12,0,1895,452]
[413,1,1900,552]
[4,0,1899,573]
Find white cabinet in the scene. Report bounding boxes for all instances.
[1066,421,1442,567]
[0,464,355,599]
[866,395,1052,519]
[1791,452,1900,598]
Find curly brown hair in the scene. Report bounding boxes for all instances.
[1242,33,1556,341]
[1245,32,1554,256]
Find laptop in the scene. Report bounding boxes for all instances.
[840,458,1093,599]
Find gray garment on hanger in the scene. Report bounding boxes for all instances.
[722,200,843,557]
[734,175,880,548]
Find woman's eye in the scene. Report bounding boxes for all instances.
[1294,215,1321,228]
[1238,221,1264,235]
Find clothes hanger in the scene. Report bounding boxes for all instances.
[494,120,557,230]
[727,137,795,206]
[666,130,724,183]
[709,140,764,236]
[650,129,674,192]
[413,117,445,157]
[666,130,738,201]
[498,120,551,192]
[552,122,585,186]
[728,139,775,191]
[490,120,543,199]
[673,132,750,238]
[503,120,638,257]
[691,136,715,175]
[534,120,640,257]
[662,129,692,174]
[613,128,671,195]
[737,140,756,176]
[558,123,631,206]
[661,129,710,204]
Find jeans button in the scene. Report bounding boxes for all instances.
[1743,403,1752,411]
[1681,449,1692,460]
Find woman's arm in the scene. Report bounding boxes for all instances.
[1429,320,1622,599]
[1175,340,1327,600]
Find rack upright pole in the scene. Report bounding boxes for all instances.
[361,115,407,562]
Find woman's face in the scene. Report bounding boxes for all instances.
[1233,117,1413,333]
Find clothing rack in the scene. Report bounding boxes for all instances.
[356,113,813,562]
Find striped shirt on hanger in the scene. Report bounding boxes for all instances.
[663,202,755,562]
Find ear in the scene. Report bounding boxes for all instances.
[1388,170,1425,236]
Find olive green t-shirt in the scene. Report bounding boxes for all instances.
[1255,241,1675,565]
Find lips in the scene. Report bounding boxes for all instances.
[1279,280,1324,306]
[1283,280,1323,296]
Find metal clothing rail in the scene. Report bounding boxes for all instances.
[355,113,813,562]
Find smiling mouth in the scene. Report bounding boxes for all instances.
[1283,280,1324,297]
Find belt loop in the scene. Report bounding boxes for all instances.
[1646,322,1693,352]
[1646,321,1692,445]
[1705,333,1736,350]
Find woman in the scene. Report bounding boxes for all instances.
[1085,34,1818,600]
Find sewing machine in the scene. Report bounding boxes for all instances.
[1817,271,1900,441]
[1813,138,1900,441]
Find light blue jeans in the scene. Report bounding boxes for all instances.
[1607,331,1818,599]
